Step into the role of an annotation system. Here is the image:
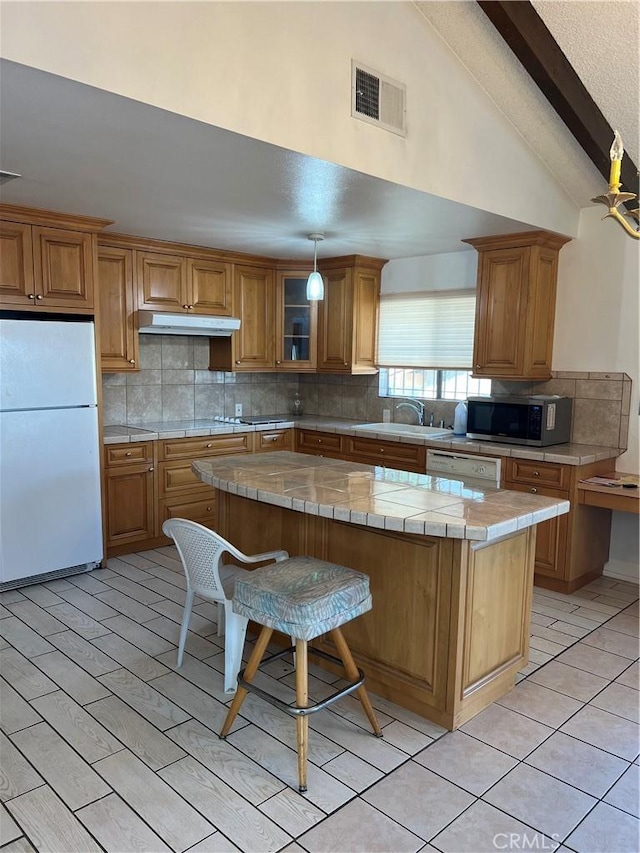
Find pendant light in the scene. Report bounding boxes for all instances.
[306,233,325,300]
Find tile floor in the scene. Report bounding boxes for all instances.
[0,549,638,853]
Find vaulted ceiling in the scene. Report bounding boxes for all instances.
[0,1,637,260]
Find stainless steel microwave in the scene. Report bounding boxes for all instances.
[466,396,573,446]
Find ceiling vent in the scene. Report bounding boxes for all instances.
[351,61,406,137]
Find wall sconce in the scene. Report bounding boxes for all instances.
[591,131,639,240]
[306,233,325,300]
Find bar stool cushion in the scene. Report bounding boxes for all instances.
[232,556,371,641]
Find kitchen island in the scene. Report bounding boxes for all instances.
[194,451,570,729]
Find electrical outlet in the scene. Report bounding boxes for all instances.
[382,409,391,423]
[234,403,243,417]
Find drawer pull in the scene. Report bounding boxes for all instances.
[183,304,189,309]
[28,293,35,300]
[379,448,385,453]
[206,506,212,512]
[125,451,132,457]
[36,294,43,300]
[206,443,213,448]
[129,359,136,365]
[148,466,154,472]
[317,438,322,444]
[276,360,281,365]
[533,471,540,477]
[235,360,241,365]
[530,487,538,493]
[188,305,194,310]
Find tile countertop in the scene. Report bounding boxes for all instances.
[192,451,570,542]
[103,416,621,466]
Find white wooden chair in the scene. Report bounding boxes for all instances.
[161,519,288,693]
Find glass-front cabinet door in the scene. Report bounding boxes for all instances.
[275,270,318,371]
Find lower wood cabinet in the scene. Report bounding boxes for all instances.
[345,436,426,473]
[104,433,253,556]
[295,429,345,459]
[105,442,157,549]
[503,457,611,592]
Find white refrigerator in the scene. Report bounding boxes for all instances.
[0,317,103,588]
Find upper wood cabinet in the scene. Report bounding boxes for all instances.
[98,244,138,372]
[275,270,317,371]
[464,231,570,381]
[0,205,111,313]
[317,256,385,374]
[137,250,232,314]
[209,264,275,371]
[0,221,34,304]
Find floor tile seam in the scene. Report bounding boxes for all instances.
[74,789,163,853]
[94,667,195,729]
[93,581,166,607]
[138,619,224,655]
[551,725,639,764]
[103,560,158,584]
[91,748,222,845]
[162,720,300,801]
[592,763,639,818]
[6,713,123,806]
[97,616,180,658]
[519,748,630,801]
[557,797,624,851]
[458,720,556,764]
[578,633,640,660]
[11,686,130,764]
[408,748,516,800]
[476,785,597,848]
[305,705,414,766]
[47,629,125,677]
[2,603,70,637]
[4,782,108,853]
[587,694,640,725]
[152,752,296,848]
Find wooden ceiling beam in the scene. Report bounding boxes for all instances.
[477,0,638,210]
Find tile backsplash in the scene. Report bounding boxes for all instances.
[102,338,631,449]
[102,336,299,424]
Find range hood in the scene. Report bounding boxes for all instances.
[138,311,241,336]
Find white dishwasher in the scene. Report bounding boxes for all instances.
[426,448,502,486]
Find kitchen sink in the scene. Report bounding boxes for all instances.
[354,423,451,438]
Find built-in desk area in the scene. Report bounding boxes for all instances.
[578,474,639,515]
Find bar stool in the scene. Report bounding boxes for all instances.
[219,555,383,792]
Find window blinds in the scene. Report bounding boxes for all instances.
[377,289,476,369]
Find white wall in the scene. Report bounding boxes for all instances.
[554,205,639,473]
[554,205,639,583]
[382,250,477,294]
[0,0,579,236]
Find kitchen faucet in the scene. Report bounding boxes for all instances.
[395,399,426,426]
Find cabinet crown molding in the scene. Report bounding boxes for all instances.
[0,203,113,232]
[462,230,571,253]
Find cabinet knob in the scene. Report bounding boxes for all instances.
[275,360,281,365]
[129,359,136,365]
[188,305,194,310]
[27,294,35,300]
[530,487,538,493]
[235,360,241,365]
[183,304,189,309]
[343,362,348,366]
[206,443,213,448]
[36,294,43,300]
[318,439,323,444]
[533,471,539,477]
[476,364,481,369]
[379,448,385,453]
[148,466,154,472]
[125,451,132,457]
[206,506,212,512]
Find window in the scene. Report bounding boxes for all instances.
[380,367,491,401]
[377,289,491,400]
